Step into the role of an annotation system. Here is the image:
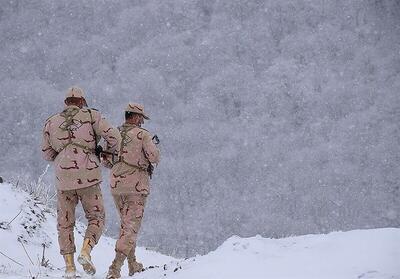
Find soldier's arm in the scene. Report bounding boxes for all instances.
[41,120,58,161]
[143,131,160,164]
[92,110,121,153]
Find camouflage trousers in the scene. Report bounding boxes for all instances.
[113,193,147,257]
[57,184,105,255]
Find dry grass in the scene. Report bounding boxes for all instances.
[11,165,56,208]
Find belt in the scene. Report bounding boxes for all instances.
[119,160,147,172]
[59,142,95,154]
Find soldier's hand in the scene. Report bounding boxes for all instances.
[95,145,103,157]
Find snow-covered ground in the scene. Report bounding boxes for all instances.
[0,182,399,279]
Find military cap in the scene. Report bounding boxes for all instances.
[65,86,85,99]
[125,103,150,119]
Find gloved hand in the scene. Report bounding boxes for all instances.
[95,145,103,158]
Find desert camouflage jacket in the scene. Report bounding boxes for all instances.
[109,123,160,195]
[42,105,120,190]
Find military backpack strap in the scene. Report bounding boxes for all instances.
[118,125,134,158]
[58,107,79,151]
[117,125,147,173]
[58,108,98,154]
[88,108,103,159]
[87,109,97,142]
[114,125,152,177]
[139,129,155,178]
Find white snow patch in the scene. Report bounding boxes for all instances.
[0,182,399,279]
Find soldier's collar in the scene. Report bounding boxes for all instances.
[61,105,80,117]
[122,123,139,128]
[64,105,80,110]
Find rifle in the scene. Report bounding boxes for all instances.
[147,164,154,179]
[146,135,160,178]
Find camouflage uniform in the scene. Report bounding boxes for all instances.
[111,121,160,256]
[105,103,159,278]
[42,89,120,255]
[56,185,104,254]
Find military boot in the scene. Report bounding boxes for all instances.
[63,253,76,279]
[106,252,126,279]
[127,256,144,276]
[77,238,96,275]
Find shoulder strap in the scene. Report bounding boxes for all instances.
[116,125,149,174]
[117,125,136,160]
[45,113,56,123]
[118,125,133,150]
[87,109,98,147]
[58,107,95,153]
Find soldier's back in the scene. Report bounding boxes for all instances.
[45,105,102,191]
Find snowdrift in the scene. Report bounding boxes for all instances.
[0,183,399,279]
[0,183,174,278]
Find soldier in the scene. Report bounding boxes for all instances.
[41,86,121,278]
[103,103,160,279]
